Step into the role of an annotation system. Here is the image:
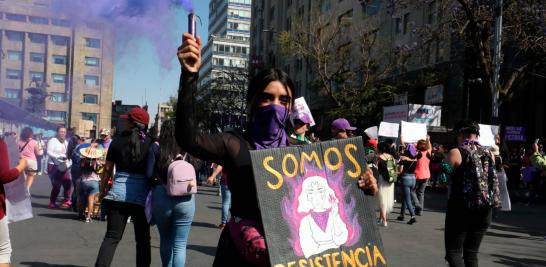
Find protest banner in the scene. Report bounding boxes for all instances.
[378,122,399,138]
[3,135,33,223]
[364,126,378,140]
[478,124,500,147]
[292,97,316,127]
[504,126,525,142]
[400,121,427,143]
[250,137,387,267]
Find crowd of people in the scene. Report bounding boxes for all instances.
[0,30,545,267]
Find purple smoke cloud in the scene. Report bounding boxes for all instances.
[52,0,194,69]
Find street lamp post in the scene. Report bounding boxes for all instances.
[492,0,503,122]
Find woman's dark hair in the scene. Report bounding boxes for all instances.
[454,119,480,137]
[20,127,33,141]
[378,142,391,154]
[129,120,148,163]
[57,126,66,133]
[246,68,296,115]
[417,139,428,151]
[158,119,181,171]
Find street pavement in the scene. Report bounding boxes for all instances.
[9,175,546,267]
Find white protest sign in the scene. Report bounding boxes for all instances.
[383,105,409,123]
[401,121,427,143]
[292,97,316,127]
[478,124,500,147]
[378,122,400,138]
[3,136,33,223]
[364,126,378,139]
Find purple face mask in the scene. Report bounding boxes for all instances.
[251,104,289,150]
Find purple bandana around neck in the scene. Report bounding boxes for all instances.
[462,139,481,147]
[251,105,289,150]
[406,143,417,157]
[310,210,330,232]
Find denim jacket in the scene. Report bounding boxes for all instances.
[104,171,150,206]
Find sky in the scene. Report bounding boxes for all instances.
[112,0,210,121]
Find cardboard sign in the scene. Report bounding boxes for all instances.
[407,104,442,127]
[478,124,499,147]
[378,122,399,138]
[504,126,525,142]
[364,126,378,140]
[401,121,427,143]
[292,97,316,127]
[383,105,408,123]
[3,136,33,223]
[250,137,386,267]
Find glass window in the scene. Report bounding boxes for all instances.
[403,13,410,34]
[5,13,26,22]
[84,75,99,86]
[51,73,66,83]
[29,71,44,82]
[29,33,47,44]
[30,53,45,63]
[29,16,48,24]
[51,19,70,27]
[6,69,21,80]
[4,89,20,99]
[6,31,24,42]
[47,110,67,121]
[85,57,100,66]
[7,51,22,61]
[51,35,69,46]
[85,38,101,48]
[50,92,65,102]
[83,94,98,104]
[53,55,67,65]
[82,112,98,124]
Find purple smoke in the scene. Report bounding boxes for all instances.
[52,0,194,69]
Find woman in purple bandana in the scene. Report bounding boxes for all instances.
[176,32,378,266]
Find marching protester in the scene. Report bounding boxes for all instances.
[18,127,43,191]
[175,32,378,266]
[397,147,418,225]
[148,119,196,267]
[208,164,231,229]
[289,114,313,144]
[491,134,511,213]
[331,118,357,140]
[78,144,104,223]
[413,137,432,216]
[376,141,396,227]
[444,120,500,267]
[70,136,86,211]
[95,107,153,267]
[47,127,73,209]
[35,133,46,176]
[97,129,113,149]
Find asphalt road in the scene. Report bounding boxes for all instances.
[9,175,546,266]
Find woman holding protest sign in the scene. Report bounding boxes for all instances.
[176,32,378,266]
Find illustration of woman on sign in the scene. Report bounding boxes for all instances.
[298,176,349,258]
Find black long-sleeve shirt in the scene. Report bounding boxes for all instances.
[175,72,261,220]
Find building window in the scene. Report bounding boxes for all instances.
[51,19,70,27]
[30,52,45,63]
[362,0,381,16]
[6,70,21,80]
[4,89,20,99]
[321,0,331,12]
[269,7,275,21]
[50,92,65,103]
[84,75,99,86]
[7,51,22,61]
[85,38,101,48]
[52,73,66,83]
[403,13,410,34]
[29,16,49,24]
[6,31,24,42]
[52,55,67,65]
[5,13,26,22]
[395,17,402,34]
[82,112,98,124]
[428,1,436,24]
[51,35,69,46]
[85,57,100,66]
[83,94,98,104]
[29,71,44,82]
[29,33,47,44]
[47,110,67,121]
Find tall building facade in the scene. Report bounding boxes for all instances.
[0,0,114,138]
[152,102,172,136]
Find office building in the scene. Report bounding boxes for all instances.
[0,0,114,138]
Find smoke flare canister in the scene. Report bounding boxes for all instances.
[188,13,196,37]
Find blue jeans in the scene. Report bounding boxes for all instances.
[152,185,195,267]
[220,184,231,224]
[400,174,416,217]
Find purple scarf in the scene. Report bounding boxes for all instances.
[310,210,330,232]
[405,143,417,157]
[250,105,289,150]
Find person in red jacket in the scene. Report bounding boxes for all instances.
[0,137,27,266]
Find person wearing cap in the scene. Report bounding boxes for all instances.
[96,107,153,267]
[331,118,357,140]
[78,145,104,223]
[97,129,112,150]
[290,114,313,145]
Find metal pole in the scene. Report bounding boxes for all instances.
[492,0,503,121]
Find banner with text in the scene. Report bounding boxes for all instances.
[250,137,387,267]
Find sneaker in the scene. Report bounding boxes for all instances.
[48,202,58,209]
[85,217,91,223]
[415,210,422,216]
[397,216,405,221]
[407,217,417,225]
[60,201,71,209]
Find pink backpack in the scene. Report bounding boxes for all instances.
[165,154,197,196]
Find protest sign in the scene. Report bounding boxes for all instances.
[378,122,399,138]
[364,126,378,140]
[3,136,33,223]
[407,104,442,126]
[478,124,500,147]
[401,121,427,143]
[504,126,525,142]
[250,137,386,267]
[383,105,408,123]
[292,97,316,127]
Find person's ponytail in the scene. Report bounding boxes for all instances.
[129,122,147,163]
